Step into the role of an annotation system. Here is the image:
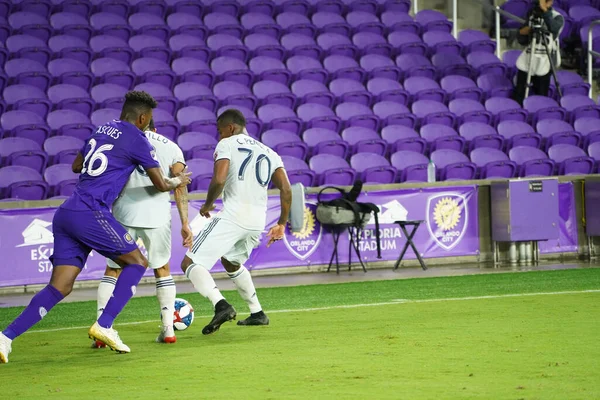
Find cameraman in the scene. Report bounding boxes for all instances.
[512,0,564,105]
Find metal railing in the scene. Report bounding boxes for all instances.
[588,21,600,99]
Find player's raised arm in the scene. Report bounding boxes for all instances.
[146,167,191,193]
[200,158,230,218]
[267,166,292,247]
[171,161,193,248]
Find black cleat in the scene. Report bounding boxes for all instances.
[237,311,269,326]
[202,300,237,335]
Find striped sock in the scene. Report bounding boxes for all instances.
[156,276,176,328]
[97,275,117,319]
[228,266,262,314]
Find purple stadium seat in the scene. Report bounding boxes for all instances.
[346,11,385,36]
[317,33,359,59]
[459,122,504,151]
[570,5,600,27]
[48,58,93,91]
[50,12,93,42]
[147,108,180,141]
[210,56,254,87]
[90,35,135,65]
[186,158,214,191]
[207,34,249,62]
[372,101,415,128]
[560,95,600,121]
[241,13,281,38]
[431,53,476,80]
[485,97,528,123]
[291,80,335,107]
[280,33,322,60]
[56,0,93,17]
[0,165,49,200]
[0,16,9,44]
[390,150,429,182]
[91,83,127,110]
[44,164,78,196]
[48,35,92,65]
[240,0,276,16]
[204,12,244,38]
[395,53,436,80]
[387,32,428,57]
[166,14,208,39]
[415,9,452,33]
[302,128,350,158]
[430,149,477,181]
[129,35,172,64]
[90,12,132,42]
[0,137,47,173]
[262,129,309,159]
[253,81,297,109]
[90,58,135,90]
[272,0,311,15]
[48,84,95,116]
[177,131,218,160]
[132,58,176,89]
[469,147,517,179]
[440,75,483,102]
[420,124,466,152]
[341,126,387,155]
[552,72,590,97]
[380,11,420,35]
[423,31,463,55]
[134,82,178,114]
[44,135,85,164]
[6,34,52,66]
[477,73,513,99]
[46,109,94,141]
[213,81,258,110]
[497,120,542,149]
[523,95,567,124]
[466,52,508,77]
[90,108,120,127]
[297,103,342,132]
[366,77,409,105]
[276,13,317,38]
[177,106,216,133]
[448,98,493,125]
[309,154,357,186]
[281,155,317,187]
[548,144,594,175]
[536,119,582,150]
[257,104,303,134]
[165,0,204,17]
[380,0,411,14]
[91,0,130,17]
[344,0,379,15]
[381,125,427,154]
[286,56,329,83]
[3,84,51,118]
[458,29,496,54]
[307,0,345,14]
[350,152,396,184]
[411,100,456,127]
[8,12,52,41]
[312,12,352,37]
[403,76,446,103]
[129,12,170,41]
[509,146,555,177]
[172,57,215,88]
[352,32,392,57]
[245,34,285,61]
[329,78,373,106]
[336,102,380,131]
[15,0,53,17]
[249,56,292,85]
[500,0,528,29]
[587,141,600,168]
[360,54,402,81]
[502,49,522,78]
[203,0,239,16]
[575,117,600,148]
[168,34,210,62]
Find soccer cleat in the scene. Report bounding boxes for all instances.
[88,322,131,354]
[237,311,270,326]
[91,340,107,349]
[0,333,12,364]
[202,300,237,335]
[156,326,177,344]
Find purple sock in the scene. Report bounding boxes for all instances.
[97,264,146,328]
[2,285,64,340]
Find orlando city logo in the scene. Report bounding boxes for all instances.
[426,193,468,251]
[283,203,322,260]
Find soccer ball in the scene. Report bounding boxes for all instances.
[167,298,195,331]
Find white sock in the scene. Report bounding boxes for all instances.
[185,264,225,307]
[228,265,262,314]
[156,276,176,329]
[97,275,117,319]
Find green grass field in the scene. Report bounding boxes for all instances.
[1,268,599,400]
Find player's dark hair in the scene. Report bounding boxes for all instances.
[217,108,246,128]
[120,91,158,121]
[148,118,155,131]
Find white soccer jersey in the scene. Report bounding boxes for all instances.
[214,134,284,231]
[112,130,186,228]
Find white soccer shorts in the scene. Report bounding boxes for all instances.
[186,217,261,270]
[107,223,172,269]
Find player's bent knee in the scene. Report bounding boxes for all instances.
[221,257,240,273]
[181,256,193,273]
[154,264,170,278]
[104,266,120,278]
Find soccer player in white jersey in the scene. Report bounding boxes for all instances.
[181,109,292,335]
[93,119,192,346]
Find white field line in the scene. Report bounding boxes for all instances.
[24,289,600,334]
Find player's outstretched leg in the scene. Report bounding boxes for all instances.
[181,256,236,335]
[0,265,79,364]
[155,265,176,343]
[222,258,269,327]
[92,267,119,349]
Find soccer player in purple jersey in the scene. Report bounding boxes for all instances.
[0,91,191,363]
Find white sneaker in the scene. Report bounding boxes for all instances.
[0,332,12,364]
[88,322,130,353]
[156,326,176,344]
